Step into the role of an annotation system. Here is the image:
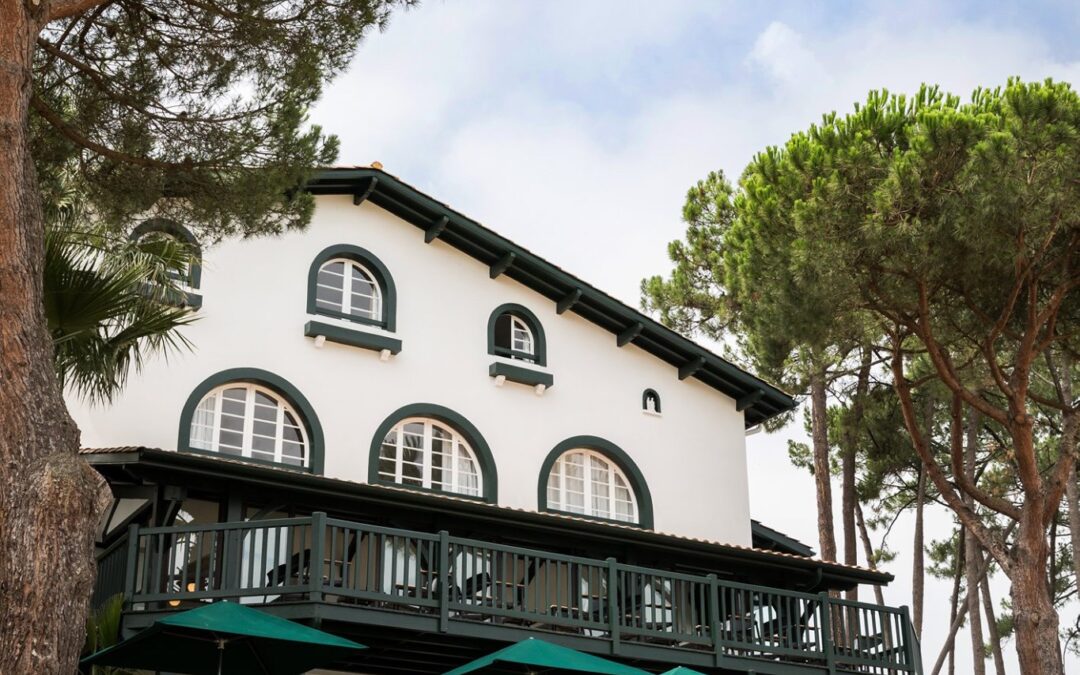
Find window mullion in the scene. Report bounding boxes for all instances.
[607,457,616,520]
[422,423,432,489]
[274,399,284,464]
[583,454,592,516]
[342,261,353,313]
[211,391,222,453]
[243,387,255,459]
[395,428,403,483]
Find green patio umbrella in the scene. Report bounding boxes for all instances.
[659,668,706,675]
[81,601,365,675]
[443,638,651,675]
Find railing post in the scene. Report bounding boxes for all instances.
[606,558,620,655]
[438,530,450,633]
[900,605,922,675]
[123,524,140,608]
[309,512,326,604]
[819,592,836,675]
[707,574,722,668]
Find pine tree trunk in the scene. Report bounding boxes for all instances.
[810,369,837,562]
[842,348,871,603]
[0,7,111,673]
[1061,365,1080,589]
[964,408,985,675]
[855,499,885,606]
[946,529,965,675]
[1009,506,1063,674]
[912,465,926,638]
[980,575,1006,675]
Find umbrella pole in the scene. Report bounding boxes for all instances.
[217,639,226,675]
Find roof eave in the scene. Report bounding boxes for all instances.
[307,168,796,427]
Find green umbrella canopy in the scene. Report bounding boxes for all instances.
[82,601,365,675]
[660,668,707,675]
[443,638,651,675]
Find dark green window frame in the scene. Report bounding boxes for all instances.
[177,368,325,474]
[368,403,498,503]
[307,244,397,331]
[487,303,546,366]
[130,218,203,308]
[538,435,654,529]
[642,388,662,414]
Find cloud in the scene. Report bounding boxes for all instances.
[747,21,828,88]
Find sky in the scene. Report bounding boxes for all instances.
[309,2,1080,671]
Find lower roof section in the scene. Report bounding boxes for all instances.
[83,447,890,591]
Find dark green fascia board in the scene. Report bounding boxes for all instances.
[486,303,547,367]
[537,435,654,530]
[176,367,325,475]
[83,447,892,589]
[736,389,764,412]
[678,356,706,381]
[425,216,449,243]
[306,169,796,426]
[616,322,643,347]
[556,288,582,315]
[489,251,516,279]
[489,361,553,388]
[306,243,397,332]
[304,320,402,354]
[367,403,499,503]
[352,176,378,205]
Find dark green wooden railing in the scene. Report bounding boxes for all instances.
[117,514,921,674]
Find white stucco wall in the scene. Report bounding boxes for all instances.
[69,195,752,546]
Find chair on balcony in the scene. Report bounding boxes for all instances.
[265,531,360,601]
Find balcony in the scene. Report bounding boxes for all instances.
[98,513,921,675]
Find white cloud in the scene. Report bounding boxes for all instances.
[747,21,828,88]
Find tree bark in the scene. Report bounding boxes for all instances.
[980,575,1006,675]
[810,368,837,562]
[1009,506,1063,674]
[946,528,965,675]
[913,463,927,638]
[964,407,986,675]
[931,547,994,675]
[1060,363,1080,590]
[854,499,885,606]
[842,348,872,603]
[0,5,111,673]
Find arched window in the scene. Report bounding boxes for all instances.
[546,450,637,523]
[130,218,203,308]
[538,436,653,528]
[369,404,498,501]
[307,244,396,331]
[314,258,382,322]
[642,389,662,414]
[179,368,324,473]
[377,418,481,497]
[189,384,307,467]
[487,304,546,366]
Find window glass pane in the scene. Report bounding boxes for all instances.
[316,286,343,310]
[220,414,244,432]
[217,431,243,452]
[190,395,217,450]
